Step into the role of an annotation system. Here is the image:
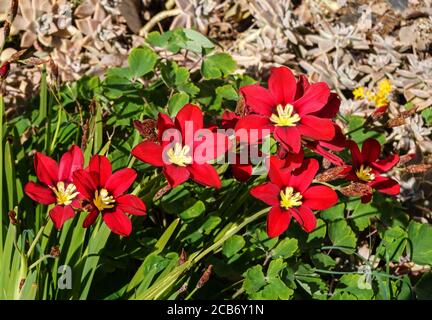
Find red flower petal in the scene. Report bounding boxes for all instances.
[294,82,330,116]
[116,194,146,216]
[73,169,97,200]
[268,66,297,105]
[231,163,253,182]
[83,209,99,228]
[295,75,310,99]
[250,182,280,207]
[34,152,59,186]
[240,84,275,116]
[362,138,381,163]
[370,176,400,195]
[157,113,175,142]
[267,206,291,238]
[88,155,112,187]
[131,141,164,167]
[274,126,301,153]
[105,168,137,197]
[25,182,56,205]
[49,205,75,229]
[175,104,203,145]
[235,115,272,144]
[103,210,132,236]
[289,158,319,193]
[221,110,239,130]
[371,154,400,172]
[283,148,305,171]
[347,140,363,168]
[188,162,221,189]
[313,93,340,119]
[298,115,335,141]
[193,132,231,162]
[267,156,292,188]
[302,186,338,210]
[163,164,190,188]
[292,206,316,233]
[319,125,346,152]
[58,145,84,182]
[308,142,345,167]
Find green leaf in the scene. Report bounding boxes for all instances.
[243,265,266,294]
[332,274,374,300]
[267,259,286,280]
[321,203,345,221]
[183,28,215,53]
[168,92,189,117]
[179,200,206,220]
[307,219,327,243]
[379,226,407,262]
[415,272,432,300]
[347,115,385,144]
[328,220,357,254]
[311,252,337,269]
[350,200,379,231]
[128,47,158,78]
[215,84,238,100]
[272,238,298,259]
[421,107,432,126]
[201,53,237,79]
[161,61,190,87]
[222,235,245,258]
[408,221,432,265]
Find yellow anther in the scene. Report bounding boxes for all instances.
[280,187,303,210]
[356,165,376,182]
[50,181,79,206]
[167,143,192,167]
[270,104,301,127]
[93,188,115,211]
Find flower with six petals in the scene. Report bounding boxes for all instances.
[250,156,338,237]
[25,145,84,229]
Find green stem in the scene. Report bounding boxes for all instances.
[135,207,270,300]
[27,220,47,258]
[49,106,63,153]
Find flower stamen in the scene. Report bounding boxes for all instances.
[167,143,192,167]
[50,181,79,206]
[280,187,303,209]
[270,104,301,127]
[356,165,375,182]
[93,188,115,211]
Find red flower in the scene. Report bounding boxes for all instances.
[132,104,231,188]
[236,66,335,153]
[345,138,400,203]
[72,155,146,236]
[24,145,84,229]
[250,156,338,237]
[0,62,10,80]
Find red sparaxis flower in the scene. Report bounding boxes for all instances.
[131,104,231,188]
[24,145,84,229]
[251,156,338,237]
[345,138,400,203]
[72,155,146,236]
[236,66,336,153]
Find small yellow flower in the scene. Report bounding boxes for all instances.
[378,79,392,96]
[352,87,365,100]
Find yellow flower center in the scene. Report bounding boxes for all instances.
[93,188,115,211]
[280,187,303,210]
[356,165,375,182]
[167,143,192,167]
[50,181,79,206]
[270,104,301,127]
